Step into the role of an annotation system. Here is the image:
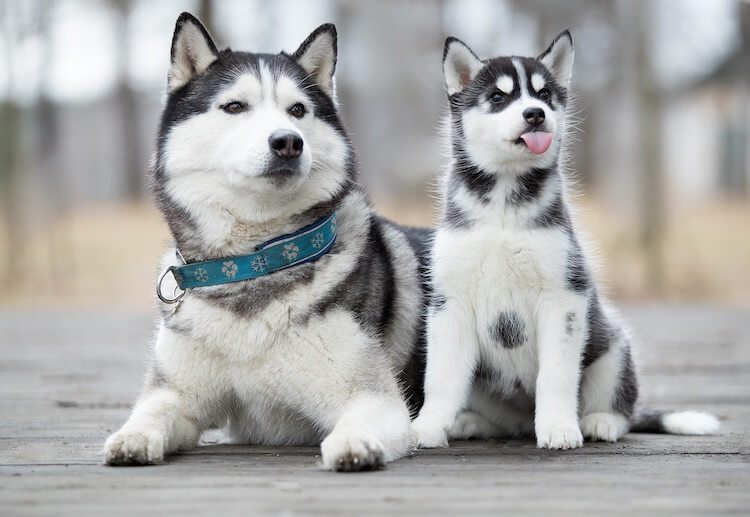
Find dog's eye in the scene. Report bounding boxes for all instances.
[538,88,551,101]
[288,103,307,119]
[222,102,247,115]
[489,91,505,103]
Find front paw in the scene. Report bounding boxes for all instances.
[536,421,583,450]
[104,428,165,465]
[411,417,449,449]
[320,432,385,472]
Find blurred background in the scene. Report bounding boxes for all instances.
[0,0,748,309]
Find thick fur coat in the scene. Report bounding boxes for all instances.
[412,31,719,450]
[103,13,428,471]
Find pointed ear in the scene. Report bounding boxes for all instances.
[443,37,484,95]
[538,29,574,88]
[168,12,219,93]
[293,24,337,95]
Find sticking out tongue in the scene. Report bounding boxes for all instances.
[520,131,553,155]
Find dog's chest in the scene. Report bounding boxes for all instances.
[435,224,567,305]
[164,290,374,400]
[174,294,312,366]
[435,225,569,394]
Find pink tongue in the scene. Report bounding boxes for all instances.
[520,131,553,155]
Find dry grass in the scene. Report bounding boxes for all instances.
[1,196,748,309]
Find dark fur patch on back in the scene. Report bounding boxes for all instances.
[314,218,395,337]
[582,293,612,368]
[490,311,526,349]
[613,345,638,417]
[355,217,433,417]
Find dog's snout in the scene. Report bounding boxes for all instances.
[523,108,545,126]
[269,130,303,159]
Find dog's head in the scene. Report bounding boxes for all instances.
[443,30,574,173]
[153,13,353,231]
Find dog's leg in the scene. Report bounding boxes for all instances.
[103,388,202,465]
[534,292,586,450]
[104,326,211,465]
[320,392,411,472]
[579,332,633,442]
[412,301,479,448]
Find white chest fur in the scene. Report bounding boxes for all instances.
[432,221,571,395]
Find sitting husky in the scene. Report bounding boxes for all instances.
[103,13,428,471]
[412,31,719,449]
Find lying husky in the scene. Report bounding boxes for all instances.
[412,31,719,449]
[104,13,428,471]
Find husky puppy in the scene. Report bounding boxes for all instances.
[412,31,719,450]
[103,13,428,471]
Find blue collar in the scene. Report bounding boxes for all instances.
[157,213,337,302]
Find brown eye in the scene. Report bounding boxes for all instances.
[538,88,551,100]
[288,103,306,119]
[222,101,246,114]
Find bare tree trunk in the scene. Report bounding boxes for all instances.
[35,0,73,289]
[636,0,664,292]
[0,2,23,288]
[113,0,142,200]
[0,102,22,288]
[198,0,217,38]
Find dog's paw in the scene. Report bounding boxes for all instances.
[448,411,490,440]
[320,432,385,472]
[536,420,583,450]
[580,412,628,443]
[411,417,449,449]
[104,428,165,466]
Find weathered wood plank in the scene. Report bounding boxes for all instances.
[1,306,748,515]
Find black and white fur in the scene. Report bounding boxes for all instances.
[412,31,719,450]
[103,13,429,471]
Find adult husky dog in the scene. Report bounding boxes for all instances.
[412,31,719,450]
[103,13,428,471]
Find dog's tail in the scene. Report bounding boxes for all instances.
[629,408,720,435]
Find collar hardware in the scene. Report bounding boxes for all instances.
[155,213,337,302]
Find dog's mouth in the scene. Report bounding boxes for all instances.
[263,167,299,178]
[514,130,553,155]
[260,166,302,187]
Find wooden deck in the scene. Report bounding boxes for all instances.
[1,304,748,515]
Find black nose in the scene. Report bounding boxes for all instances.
[523,107,546,126]
[269,130,303,159]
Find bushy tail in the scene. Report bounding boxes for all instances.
[630,409,720,435]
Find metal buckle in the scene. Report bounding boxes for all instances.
[156,266,186,304]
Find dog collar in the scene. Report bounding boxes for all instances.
[157,213,337,303]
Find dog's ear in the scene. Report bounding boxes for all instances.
[293,24,337,96]
[443,37,484,95]
[538,29,574,89]
[168,12,219,93]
